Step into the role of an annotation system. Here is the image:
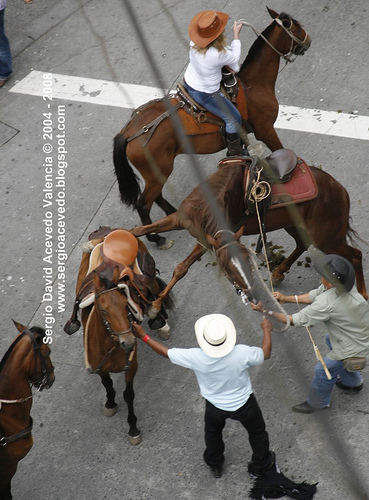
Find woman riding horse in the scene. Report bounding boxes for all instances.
[184,10,245,156]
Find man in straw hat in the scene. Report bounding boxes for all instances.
[252,254,369,414]
[133,314,275,479]
[184,10,246,156]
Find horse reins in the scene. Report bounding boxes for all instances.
[237,16,310,63]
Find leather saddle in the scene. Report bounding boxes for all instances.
[175,66,244,128]
[64,227,158,335]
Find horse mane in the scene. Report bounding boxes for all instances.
[187,164,245,237]
[0,326,45,374]
[239,12,302,72]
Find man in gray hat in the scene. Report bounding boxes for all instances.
[133,314,274,479]
[252,254,369,414]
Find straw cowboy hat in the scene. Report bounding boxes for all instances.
[189,10,229,48]
[102,229,138,266]
[195,314,236,358]
[313,254,355,293]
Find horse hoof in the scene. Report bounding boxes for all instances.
[148,305,160,319]
[157,322,171,340]
[129,433,142,446]
[272,274,284,286]
[157,239,174,250]
[103,405,118,417]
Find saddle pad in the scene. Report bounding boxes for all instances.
[270,159,317,208]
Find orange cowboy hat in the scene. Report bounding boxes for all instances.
[189,10,229,48]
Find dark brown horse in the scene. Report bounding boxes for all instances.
[128,160,367,315]
[113,8,311,246]
[0,322,55,500]
[64,230,173,445]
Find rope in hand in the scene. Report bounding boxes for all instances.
[295,295,332,380]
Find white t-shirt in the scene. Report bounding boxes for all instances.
[168,344,264,411]
[184,40,241,93]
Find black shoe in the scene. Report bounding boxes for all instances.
[336,379,363,392]
[248,451,276,478]
[292,401,330,414]
[210,466,222,479]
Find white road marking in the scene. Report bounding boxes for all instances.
[10,70,369,141]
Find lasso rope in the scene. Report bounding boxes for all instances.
[247,167,273,290]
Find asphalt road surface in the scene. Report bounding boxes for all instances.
[1,1,369,499]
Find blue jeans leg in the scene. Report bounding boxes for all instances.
[308,334,363,407]
[184,83,242,134]
[0,9,12,80]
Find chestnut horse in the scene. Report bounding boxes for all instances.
[64,233,173,445]
[0,321,55,500]
[113,8,311,246]
[129,161,367,316]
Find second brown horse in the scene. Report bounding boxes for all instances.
[129,160,367,316]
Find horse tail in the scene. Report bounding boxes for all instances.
[113,132,141,207]
[342,188,366,247]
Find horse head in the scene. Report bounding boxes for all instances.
[12,320,55,390]
[206,227,255,303]
[267,7,311,60]
[92,267,137,355]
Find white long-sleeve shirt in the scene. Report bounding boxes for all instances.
[184,39,241,94]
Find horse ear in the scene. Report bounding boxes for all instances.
[92,271,104,293]
[267,7,279,19]
[112,266,121,284]
[206,234,217,248]
[12,319,28,333]
[234,226,245,241]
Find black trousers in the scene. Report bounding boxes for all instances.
[203,393,271,474]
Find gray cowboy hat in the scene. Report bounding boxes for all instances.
[313,254,355,293]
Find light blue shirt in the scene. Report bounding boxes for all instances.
[168,344,264,411]
[292,284,369,360]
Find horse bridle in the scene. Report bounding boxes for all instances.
[212,229,255,299]
[90,286,141,372]
[25,329,54,391]
[0,329,53,446]
[238,16,310,63]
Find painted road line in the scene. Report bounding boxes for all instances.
[10,70,165,109]
[10,71,369,141]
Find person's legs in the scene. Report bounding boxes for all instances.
[326,334,363,388]
[232,394,272,475]
[184,83,244,155]
[203,400,227,470]
[307,355,342,408]
[0,9,12,81]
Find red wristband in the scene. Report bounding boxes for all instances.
[143,335,151,343]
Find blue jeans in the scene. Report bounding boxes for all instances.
[307,334,363,408]
[184,82,242,134]
[203,393,272,474]
[0,8,12,80]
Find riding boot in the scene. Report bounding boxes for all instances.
[226,132,243,157]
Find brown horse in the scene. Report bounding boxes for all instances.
[128,160,367,316]
[64,230,173,445]
[113,8,311,246]
[0,321,55,500]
